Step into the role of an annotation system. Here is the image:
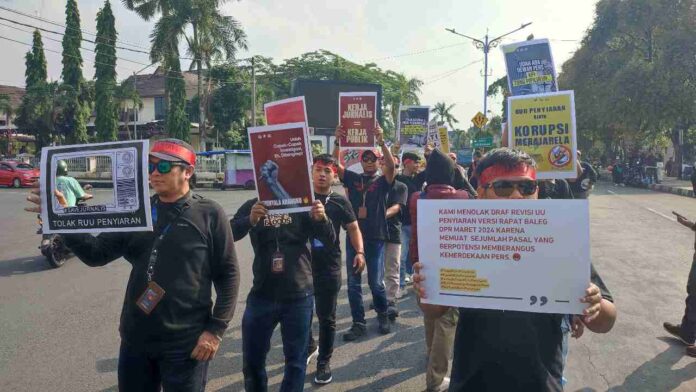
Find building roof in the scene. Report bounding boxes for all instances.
[122,67,199,99]
[0,85,26,108]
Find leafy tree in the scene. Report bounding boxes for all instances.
[431,102,459,129]
[165,50,190,141]
[115,78,143,140]
[25,30,47,89]
[61,0,88,144]
[16,30,52,148]
[94,0,119,141]
[0,94,12,154]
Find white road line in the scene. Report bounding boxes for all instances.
[606,189,676,222]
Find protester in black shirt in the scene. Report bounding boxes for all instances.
[395,151,423,294]
[413,148,617,391]
[334,123,397,339]
[385,180,408,311]
[568,151,598,199]
[306,154,365,385]
[26,139,240,391]
[231,194,334,392]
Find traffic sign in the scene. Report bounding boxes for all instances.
[472,136,493,148]
[471,112,488,129]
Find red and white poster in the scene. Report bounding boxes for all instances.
[248,122,314,214]
[338,92,377,150]
[264,97,308,126]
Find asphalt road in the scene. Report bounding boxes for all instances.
[1,183,696,391]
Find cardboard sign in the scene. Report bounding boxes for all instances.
[40,140,152,234]
[426,120,450,154]
[248,122,314,213]
[264,97,308,126]
[338,92,377,149]
[398,105,430,147]
[502,38,558,96]
[507,91,577,179]
[438,125,450,154]
[417,199,590,314]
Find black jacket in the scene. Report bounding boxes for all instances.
[231,198,336,300]
[63,193,240,349]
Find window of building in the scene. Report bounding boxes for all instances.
[154,96,166,120]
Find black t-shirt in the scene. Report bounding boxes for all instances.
[311,192,356,277]
[450,264,613,391]
[343,170,392,241]
[386,181,408,243]
[395,173,421,225]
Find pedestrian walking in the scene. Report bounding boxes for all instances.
[305,154,365,385]
[664,211,696,357]
[333,123,397,339]
[384,179,408,315]
[413,148,617,391]
[231,193,334,391]
[26,139,240,391]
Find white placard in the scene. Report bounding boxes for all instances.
[417,199,589,314]
[40,140,152,234]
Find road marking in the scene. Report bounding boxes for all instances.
[606,189,676,222]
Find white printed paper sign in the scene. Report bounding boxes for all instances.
[417,199,590,314]
[40,140,152,234]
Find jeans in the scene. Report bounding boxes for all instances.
[399,225,413,288]
[118,340,209,392]
[242,294,314,392]
[309,275,341,364]
[346,238,388,323]
[560,315,572,386]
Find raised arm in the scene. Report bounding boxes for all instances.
[376,125,396,184]
[333,126,346,180]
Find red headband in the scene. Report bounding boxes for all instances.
[151,142,196,166]
[479,164,536,187]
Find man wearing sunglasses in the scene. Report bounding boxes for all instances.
[26,139,240,391]
[333,124,397,339]
[412,148,617,391]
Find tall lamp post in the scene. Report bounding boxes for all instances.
[132,63,157,139]
[446,22,532,115]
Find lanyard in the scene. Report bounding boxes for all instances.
[146,198,190,282]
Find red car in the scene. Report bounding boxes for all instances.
[0,160,40,187]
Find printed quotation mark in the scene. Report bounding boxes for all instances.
[529,296,548,306]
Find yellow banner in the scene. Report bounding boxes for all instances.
[438,126,450,154]
[508,91,577,179]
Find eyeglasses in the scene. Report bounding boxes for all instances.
[484,180,538,197]
[148,160,187,174]
[362,156,377,163]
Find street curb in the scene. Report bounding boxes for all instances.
[642,183,694,198]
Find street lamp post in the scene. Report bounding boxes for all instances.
[446,22,532,115]
[132,63,157,140]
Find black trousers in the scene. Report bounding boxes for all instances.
[309,274,341,364]
[681,255,696,343]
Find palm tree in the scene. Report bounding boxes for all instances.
[125,0,247,150]
[0,94,13,155]
[431,102,458,129]
[115,79,143,139]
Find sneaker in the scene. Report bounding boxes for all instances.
[368,301,375,310]
[387,300,399,321]
[343,322,367,342]
[427,377,450,392]
[663,322,695,345]
[314,361,333,384]
[378,312,391,334]
[306,339,319,365]
[405,274,413,285]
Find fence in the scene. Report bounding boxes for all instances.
[196,157,223,173]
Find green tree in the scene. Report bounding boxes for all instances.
[115,78,143,140]
[165,50,190,141]
[0,94,12,154]
[431,102,459,129]
[94,0,119,141]
[16,30,53,148]
[61,0,88,144]
[25,30,48,89]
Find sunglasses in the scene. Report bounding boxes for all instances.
[484,180,538,197]
[148,160,187,174]
[362,156,377,163]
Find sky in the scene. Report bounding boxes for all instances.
[0,0,599,126]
